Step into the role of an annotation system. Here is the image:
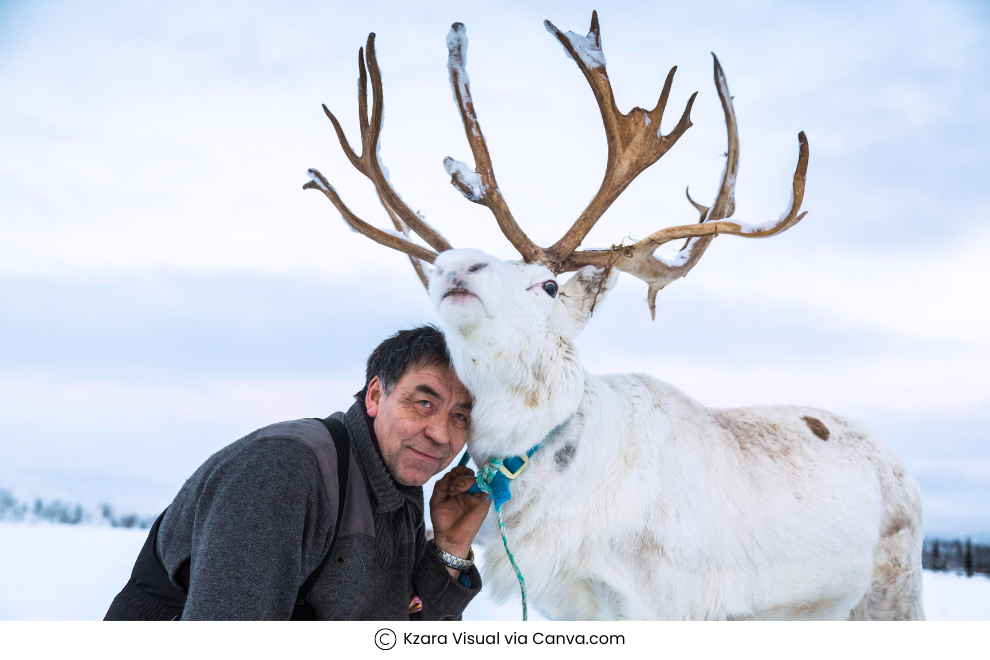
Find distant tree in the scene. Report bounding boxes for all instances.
[0,490,26,521]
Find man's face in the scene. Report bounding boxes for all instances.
[365,361,472,487]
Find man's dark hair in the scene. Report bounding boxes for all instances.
[356,325,453,402]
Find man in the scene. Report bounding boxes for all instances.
[105,325,490,620]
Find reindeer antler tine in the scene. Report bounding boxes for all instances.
[647,283,663,321]
[306,33,448,277]
[357,46,369,136]
[304,169,438,264]
[685,187,710,220]
[444,22,544,263]
[322,104,362,173]
[361,33,453,253]
[589,10,601,44]
[543,12,697,264]
[651,67,676,122]
[737,131,810,237]
[560,51,810,320]
[669,91,697,142]
[708,53,739,222]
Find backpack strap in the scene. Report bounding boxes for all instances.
[291,417,351,619]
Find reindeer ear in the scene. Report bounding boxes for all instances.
[556,266,619,339]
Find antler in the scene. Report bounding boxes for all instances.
[560,54,810,319]
[540,11,697,266]
[443,23,546,264]
[443,13,698,271]
[306,18,810,315]
[304,34,452,285]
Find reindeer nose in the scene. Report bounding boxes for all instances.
[467,263,487,273]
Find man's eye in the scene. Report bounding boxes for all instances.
[418,400,432,408]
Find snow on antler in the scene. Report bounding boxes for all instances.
[544,18,606,69]
[443,157,485,202]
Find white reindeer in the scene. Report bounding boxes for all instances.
[304,13,924,620]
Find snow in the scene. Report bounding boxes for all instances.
[376,227,406,241]
[657,237,699,268]
[446,23,471,110]
[1,521,985,620]
[443,157,485,202]
[305,169,329,193]
[0,522,146,620]
[544,22,606,69]
[735,218,782,235]
[922,570,990,621]
[733,190,797,236]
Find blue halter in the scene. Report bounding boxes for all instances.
[459,443,541,510]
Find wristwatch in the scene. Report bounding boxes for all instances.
[433,543,475,571]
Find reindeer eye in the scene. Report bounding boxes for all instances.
[542,281,558,298]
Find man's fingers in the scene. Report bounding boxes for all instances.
[434,470,456,491]
[430,472,457,503]
[448,466,474,480]
[453,475,477,493]
[433,466,476,497]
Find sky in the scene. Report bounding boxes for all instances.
[0,0,988,538]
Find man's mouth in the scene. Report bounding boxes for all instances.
[408,447,443,463]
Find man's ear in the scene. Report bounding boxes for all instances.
[556,266,619,340]
[365,376,383,418]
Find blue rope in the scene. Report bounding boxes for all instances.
[473,458,529,621]
[460,427,565,622]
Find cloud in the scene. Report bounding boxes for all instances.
[2,0,989,275]
[1,0,988,536]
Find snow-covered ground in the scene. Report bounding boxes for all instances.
[1,521,986,621]
[921,570,990,621]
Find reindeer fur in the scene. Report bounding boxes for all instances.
[428,248,924,621]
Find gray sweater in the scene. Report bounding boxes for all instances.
[156,401,481,620]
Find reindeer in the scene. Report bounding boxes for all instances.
[304,13,924,620]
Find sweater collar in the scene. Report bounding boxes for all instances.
[342,400,418,514]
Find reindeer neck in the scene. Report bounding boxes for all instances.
[448,330,586,460]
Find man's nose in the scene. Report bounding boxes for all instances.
[423,416,450,446]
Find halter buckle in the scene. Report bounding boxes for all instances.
[497,453,530,479]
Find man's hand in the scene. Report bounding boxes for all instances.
[430,466,490,576]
